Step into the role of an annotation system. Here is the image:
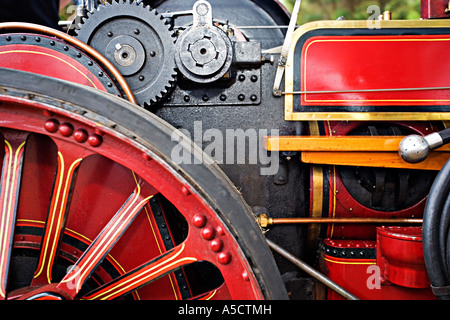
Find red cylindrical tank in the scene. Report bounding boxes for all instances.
[377,226,430,289]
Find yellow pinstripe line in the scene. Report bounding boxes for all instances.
[204,290,217,300]
[34,153,82,282]
[0,50,98,89]
[324,257,376,265]
[303,38,450,103]
[0,140,25,297]
[34,152,65,279]
[90,243,197,300]
[46,157,82,283]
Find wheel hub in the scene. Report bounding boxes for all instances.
[106,35,146,75]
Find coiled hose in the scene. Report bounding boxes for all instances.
[423,158,450,300]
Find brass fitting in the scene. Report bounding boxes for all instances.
[377,11,392,20]
[257,214,273,228]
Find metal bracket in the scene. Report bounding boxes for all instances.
[192,0,213,27]
[164,67,261,106]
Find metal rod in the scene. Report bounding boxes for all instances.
[266,239,359,300]
[161,10,193,18]
[231,25,300,29]
[272,217,422,224]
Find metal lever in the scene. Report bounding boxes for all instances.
[399,128,450,163]
[266,239,359,300]
[272,0,301,96]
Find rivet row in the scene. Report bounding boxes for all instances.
[192,214,232,265]
[44,118,103,147]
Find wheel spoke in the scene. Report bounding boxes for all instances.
[0,131,27,300]
[57,186,153,297]
[32,146,84,286]
[82,242,197,300]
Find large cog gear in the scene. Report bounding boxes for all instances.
[75,0,177,106]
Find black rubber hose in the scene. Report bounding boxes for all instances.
[423,158,450,299]
[439,127,450,145]
[439,192,450,277]
[447,230,450,281]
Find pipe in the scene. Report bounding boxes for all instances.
[0,22,136,104]
[257,214,422,228]
[272,217,422,224]
[266,239,359,300]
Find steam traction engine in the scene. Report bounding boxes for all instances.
[0,0,449,300]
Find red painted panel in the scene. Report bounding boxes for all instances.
[301,35,450,106]
[0,44,106,91]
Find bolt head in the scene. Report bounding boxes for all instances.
[59,123,74,137]
[210,239,223,252]
[201,227,215,240]
[192,214,207,228]
[73,129,88,143]
[44,119,59,133]
[181,186,191,196]
[142,153,152,161]
[218,252,232,265]
[216,225,225,236]
[88,134,102,147]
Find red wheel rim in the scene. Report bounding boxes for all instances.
[0,72,272,300]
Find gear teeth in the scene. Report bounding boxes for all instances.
[75,0,177,107]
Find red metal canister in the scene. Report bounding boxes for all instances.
[377,226,430,289]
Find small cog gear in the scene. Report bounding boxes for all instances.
[76,0,177,106]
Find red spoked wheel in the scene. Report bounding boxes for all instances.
[0,68,287,300]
